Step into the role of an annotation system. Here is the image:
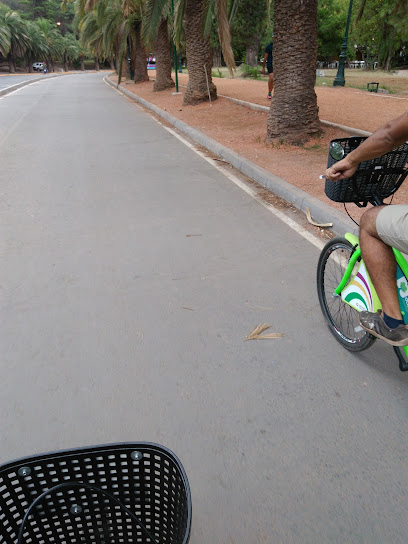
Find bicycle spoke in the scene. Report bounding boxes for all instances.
[317,238,375,351]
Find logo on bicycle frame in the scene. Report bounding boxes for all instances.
[342,261,375,312]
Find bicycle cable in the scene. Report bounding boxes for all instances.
[343,203,359,227]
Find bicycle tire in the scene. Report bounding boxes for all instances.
[317,237,376,351]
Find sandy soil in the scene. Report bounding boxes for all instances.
[113,72,408,223]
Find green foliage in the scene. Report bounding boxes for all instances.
[240,63,261,79]
[2,0,75,32]
[230,0,270,62]
[317,0,350,59]
[211,68,224,77]
[350,0,408,69]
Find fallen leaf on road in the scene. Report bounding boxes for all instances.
[245,323,284,341]
[305,207,333,228]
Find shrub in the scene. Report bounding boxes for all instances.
[241,64,261,79]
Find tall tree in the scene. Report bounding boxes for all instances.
[36,17,62,71]
[152,19,174,90]
[142,0,174,91]
[317,0,349,62]
[0,5,29,72]
[24,19,48,71]
[0,7,12,57]
[266,0,320,143]
[352,0,408,70]
[61,32,79,70]
[230,0,269,67]
[173,0,235,105]
[183,0,216,104]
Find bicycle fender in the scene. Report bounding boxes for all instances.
[345,233,359,247]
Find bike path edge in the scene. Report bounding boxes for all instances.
[0,74,61,97]
[106,77,359,238]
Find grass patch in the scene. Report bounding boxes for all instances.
[212,68,224,78]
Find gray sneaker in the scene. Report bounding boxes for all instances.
[359,310,408,346]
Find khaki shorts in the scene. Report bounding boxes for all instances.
[376,204,408,254]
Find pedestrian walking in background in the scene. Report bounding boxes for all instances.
[261,36,274,99]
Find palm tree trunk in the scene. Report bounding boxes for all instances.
[153,19,174,92]
[81,59,85,71]
[213,46,222,67]
[245,38,259,67]
[266,0,320,144]
[8,53,15,73]
[95,57,100,71]
[27,54,33,73]
[133,22,148,84]
[183,0,217,105]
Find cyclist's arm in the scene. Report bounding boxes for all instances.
[326,110,408,181]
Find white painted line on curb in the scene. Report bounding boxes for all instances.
[0,79,41,99]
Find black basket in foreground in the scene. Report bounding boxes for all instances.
[325,136,408,204]
[0,443,191,544]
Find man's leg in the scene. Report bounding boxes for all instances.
[268,72,274,94]
[360,206,402,319]
[358,205,408,346]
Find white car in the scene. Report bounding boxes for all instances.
[32,62,44,72]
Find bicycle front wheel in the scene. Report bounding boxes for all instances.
[317,237,376,352]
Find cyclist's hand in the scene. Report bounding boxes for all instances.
[325,157,358,181]
[261,68,266,75]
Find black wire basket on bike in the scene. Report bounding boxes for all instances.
[325,136,408,204]
[0,442,191,544]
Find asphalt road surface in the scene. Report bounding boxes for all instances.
[0,72,47,92]
[1,73,407,543]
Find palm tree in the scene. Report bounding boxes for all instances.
[0,7,11,58]
[121,0,149,83]
[77,43,89,70]
[61,33,79,71]
[0,6,29,73]
[180,0,236,105]
[75,0,148,82]
[78,9,105,72]
[182,0,216,104]
[36,18,63,72]
[266,0,320,143]
[142,0,235,103]
[25,20,48,72]
[143,0,174,91]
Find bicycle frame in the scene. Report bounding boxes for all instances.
[335,232,408,371]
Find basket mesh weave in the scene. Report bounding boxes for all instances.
[325,137,408,203]
[0,443,191,544]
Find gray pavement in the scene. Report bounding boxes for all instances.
[0,73,55,96]
[1,73,408,543]
[108,77,361,238]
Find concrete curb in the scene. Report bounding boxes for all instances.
[106,77,358,237]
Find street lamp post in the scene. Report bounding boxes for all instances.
[333,0,354,87]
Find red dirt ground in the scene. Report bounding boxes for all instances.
[112,72,408,222]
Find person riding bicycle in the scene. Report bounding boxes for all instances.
[326,110,408,346]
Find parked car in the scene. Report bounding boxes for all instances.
[32,62,44,72]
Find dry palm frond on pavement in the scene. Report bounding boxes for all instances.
[245,323,285,341]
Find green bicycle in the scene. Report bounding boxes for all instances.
[317,136,408,372]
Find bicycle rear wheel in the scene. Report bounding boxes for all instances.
[317,237,376,351]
